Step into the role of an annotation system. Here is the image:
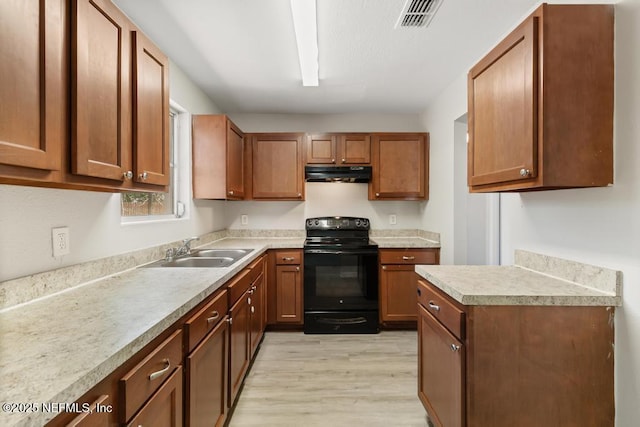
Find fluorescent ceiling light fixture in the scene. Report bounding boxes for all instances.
[290,0,319,86]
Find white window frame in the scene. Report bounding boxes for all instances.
[120,100,189,224]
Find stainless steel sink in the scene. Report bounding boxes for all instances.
[190,248,253,258]
[143,248,254,268]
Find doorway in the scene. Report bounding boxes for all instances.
[453,114,500,265]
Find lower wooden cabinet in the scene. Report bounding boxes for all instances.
[65,395,112,427]
[249,270,266,358]
[229,286,251,406]
[267,249,303,326]
[186,316,229,427]
[379,249,439,326]
[417,278,615,426]
[126,367,183,427]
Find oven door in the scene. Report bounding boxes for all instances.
[303,247,379,311]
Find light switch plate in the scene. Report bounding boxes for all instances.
[389,214,397,225]
[241,214,249,225]
[52,227,70,257]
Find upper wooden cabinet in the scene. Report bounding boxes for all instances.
[250,133,304,200]
[369,133,429,200]
[72,0,170,188]
[0,0,66,174]
[0,0,169,192]
[132,30,170,186]
[467,4,614,192]
[192,115,246,200]
[306,134,371,165]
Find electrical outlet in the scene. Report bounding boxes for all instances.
[52,227,70,257]
[241,214,249,225]
[389,214,397,225]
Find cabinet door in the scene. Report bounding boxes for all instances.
[468,16,537,187]
[127,366,183,427]
[72,0,131,181]
[371,134,428,200]
[0,0,64,171]
[276,265,303,324]
[306,134,337,164]
[380,265,418,322]
[418,305,464,427]
[65,395,111,427]
[132,30,170,186]
[249,272,265,358]
[226,120,245,199]
[339,134,371,165]
[186,316,229,427]
[251,134,304,200]
[229,292,251,405]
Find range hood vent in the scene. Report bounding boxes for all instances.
[396,0,444,28]
[305,165,372,183]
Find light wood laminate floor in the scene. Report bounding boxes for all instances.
[229,331,429,427]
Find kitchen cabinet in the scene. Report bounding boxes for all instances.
[227,255,267,406]
[185,290,229,427]
[72,0,170,188]
[119,329,183,424]
[249,133,304,200]
[379,249,439,326]
[306,134,371,165]
[370,133,429,200]
[126,367,183,427]
[0,0,65,175]
[267,250,304,325]
[467,4,614,192]
[65,395,112,426]
[192,115,246,200]
[249,266,266,358]
[417,278,614,426]
[1,0,170,192]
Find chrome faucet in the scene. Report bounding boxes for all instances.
[175,237,200,257]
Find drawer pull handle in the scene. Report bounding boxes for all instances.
[251,306,255,314]
[251,285,257,291]
[428,301,440,312]
[282,257,295,261]
[402,256,415,261]
[450,344,461,352]
[207,311,220,324]
[149,359,170,381]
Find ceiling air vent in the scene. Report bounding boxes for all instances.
[395,0,444,28]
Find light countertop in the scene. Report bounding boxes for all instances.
[372,237,440,249]
[415,250,621,306]
[0,237,302,427]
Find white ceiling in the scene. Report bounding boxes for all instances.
[113,0,541,114]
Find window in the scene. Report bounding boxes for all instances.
[121,106,185,220]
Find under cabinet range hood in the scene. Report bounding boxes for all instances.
[304,165,372,183]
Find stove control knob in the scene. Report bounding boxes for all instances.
[355,219,361,227]
[306,219,313,227]
[314,219,320,226]
[362,219,369,228]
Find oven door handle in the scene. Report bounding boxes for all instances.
[304,248,378,255]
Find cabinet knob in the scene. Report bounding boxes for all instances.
[123,171,133,179]
[375,193,380,197]
[296,266,300,271]
[382,266,387,270]
[139,171,148,180]
[450,344,461,352]
[297,193,302,198]
[331,158,336,163]
[228,190,234,195]
[341,158,346,163]
[519,168,531,177]
[251,306,255,314]
[227,318,233,325]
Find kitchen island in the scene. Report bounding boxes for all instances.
[414,250,621,427]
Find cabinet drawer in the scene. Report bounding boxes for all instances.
[418,279,465,340]
[119,329,182,423]
[227,268,252,306]
[380,249,437,265]
[126,366,183,427]
[184,289,228,353]
[274,250,301,265]
[247,255,265,283]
